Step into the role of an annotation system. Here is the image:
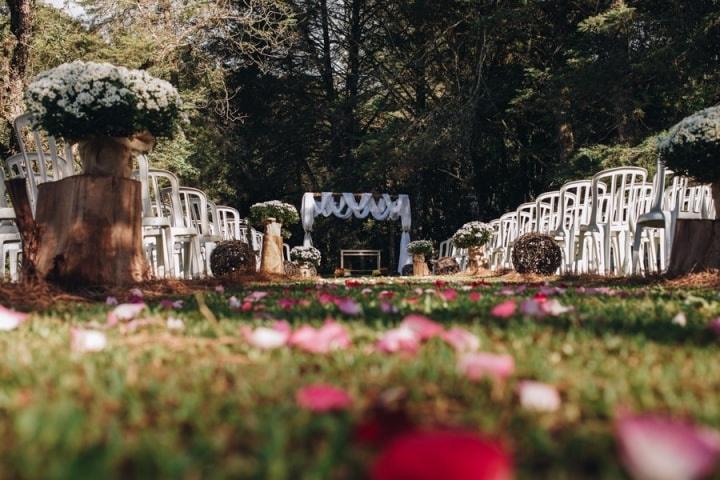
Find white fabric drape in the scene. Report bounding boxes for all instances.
[301,192,412,273]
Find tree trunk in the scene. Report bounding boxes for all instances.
[34,175,150,285]
[667,219,720,276]
[4,177,40,281]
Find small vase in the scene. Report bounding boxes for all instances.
[260,217,284,275]
[77,131,155,178]
[412,253,430,276]
[466,246,484,275]
[299,263,315,278]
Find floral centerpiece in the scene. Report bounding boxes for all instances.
[659,105,720,205]
[407,240,434,257]
[407,240,433,276]
[452,221,492,249]
[452,221,493,275]
[24,61,181,177]
[290,246,321,267]
[290,246,321,278]
[250,200,299,275]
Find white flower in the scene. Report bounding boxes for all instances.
[71,328,107,353]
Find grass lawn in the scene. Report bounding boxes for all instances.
[1,277,719,479]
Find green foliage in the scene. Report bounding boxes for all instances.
[659,105,720,183]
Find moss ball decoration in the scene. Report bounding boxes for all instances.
[511,233,562,275]
[209,241,256,277]
[434,256,460,275]
[284,261,300,277]
[659,105,720,184]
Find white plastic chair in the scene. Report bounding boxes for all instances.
[490,212,517,270]
[13,113,76,213]
[178,187,222,276]
[0,168,21,282]
[576,167,648,275]
[535,191,562,235]
[216,206,242,240]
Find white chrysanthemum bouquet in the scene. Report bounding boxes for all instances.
[407,240,434,256]
[290,246,322,267]
[452,221,492,248]
[24,61,182,177]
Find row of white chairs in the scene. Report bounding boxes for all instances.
[441,161,715,276]
[1,112,284,281]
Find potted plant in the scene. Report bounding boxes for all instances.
[658,104,720,274]
[290,246,321,278]
[452,221,492,275]
[19,61,181,285]
[249,200,299,275]
[407,240,433,276]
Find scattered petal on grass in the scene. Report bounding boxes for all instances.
[107,303,146,326]
[377,327,421,354]
[440,288,458,301]
[442,327,480,352]
[215,285,225,294]
[228,296,241,309]
[517,381,561,412]
[0,306,28,331]
[129,288,144,303]
[160,299,184,310]
[673,312,688,327]
[296,384,352,412]
[709,318,720,337]
[469,291,482,302]
[105,296,118,306]
[371,430,513,480]
[71,328,107,353]
[244,291,268,303]
[166,317,185,331]
[241,322,291,350]
[400,314,443,340]
[541,299,574,317]
[380,301,399,314]
[289,320,351,353]
[615,413,720,480]
[520,299,544,318]
[491,300,517,319]
[277,298,297,310]
[335,297,362,316]
[458,352,515,381]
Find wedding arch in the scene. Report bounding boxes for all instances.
[301,192,412,273]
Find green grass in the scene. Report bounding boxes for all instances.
[1,278,719,479]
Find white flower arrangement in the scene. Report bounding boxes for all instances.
[407,240,434,256]
[290,246,322,267]
[452,221,492,248]
[249,200,299,226]
[24,61,181,139]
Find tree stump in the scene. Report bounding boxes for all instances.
[34,175,150,285]
[668,219,720,276]
[259,218,285,275]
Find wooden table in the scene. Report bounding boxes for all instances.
[340,249,382,274]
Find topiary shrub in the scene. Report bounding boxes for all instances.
[511,233,561,275]
[210,241,256,277]
[433,256,460,275]
[659,105,720,185]
[283,261,300,277]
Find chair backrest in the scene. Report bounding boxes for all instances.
[438,238,452,258]
[178,187,212,236]
[0,168,17,223]
[487,219,501,250]
[515,202,537,237]
[13,114,75,178]
[216,206,242,240]
[498,212,517,249]
[149,168,189,229]
[206,199,222,237]
[535,191,561,234]
[558,179,605,234]
[589,167,648,227]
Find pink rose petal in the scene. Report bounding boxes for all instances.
[491,300,517,319]
[377,327,421,354]
[335,297,362,316]
[441,327,480,352]
[0,305,28,331]
[615,413,720,480]
[439,288,458,301]
[517,381,561,412]
[458,352,515,381]
[520,299,545,318]
[296,384,352,412]
[468,291,482,302]
[244,291,268,303]
[241,321,291,350]
[400,314,443,340]
[289,320,351,354]
[541,299,574,317]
